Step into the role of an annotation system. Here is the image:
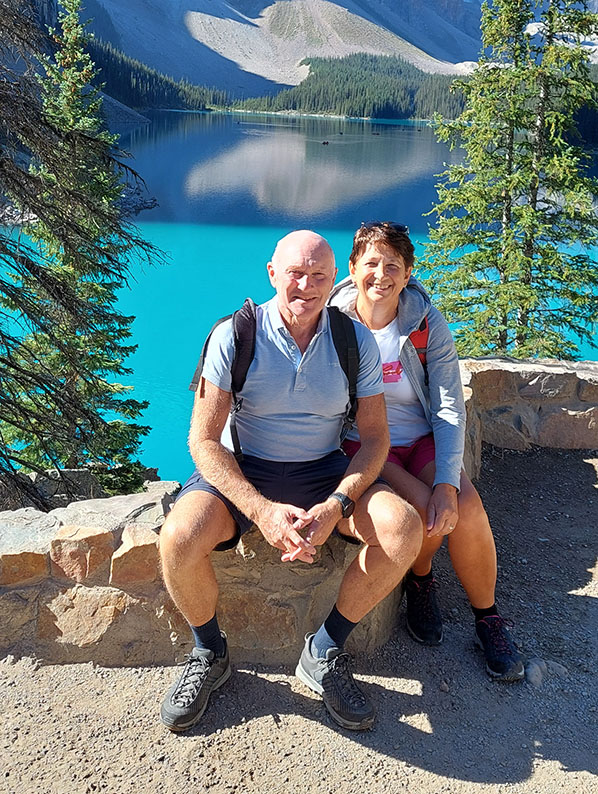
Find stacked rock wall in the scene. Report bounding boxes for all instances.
[0,359,597,666]
[460,358,598,479]
[0,484,399,666]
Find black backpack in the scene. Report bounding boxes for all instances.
[190,298,359,461]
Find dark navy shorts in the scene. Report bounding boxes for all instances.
[176,449,362,551]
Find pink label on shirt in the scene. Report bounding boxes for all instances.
[383,360,403,382]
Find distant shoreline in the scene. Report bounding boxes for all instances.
[147,107,433,125]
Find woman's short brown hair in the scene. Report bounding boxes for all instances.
[349,221,414,270]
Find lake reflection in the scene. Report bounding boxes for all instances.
[121,111,460,232]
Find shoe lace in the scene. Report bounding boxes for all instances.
[171,654,211,707]
[479,616,514,656]
[326,652,367,708]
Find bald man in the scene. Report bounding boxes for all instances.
[159,231,421,732]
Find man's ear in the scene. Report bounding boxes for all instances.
[266,261,276,286]
[348,260,356,281]
[405,266,413,285]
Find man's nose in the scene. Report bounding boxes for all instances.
[298,274,312,289]
[374,262,386,279]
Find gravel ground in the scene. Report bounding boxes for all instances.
[1,445,597,794]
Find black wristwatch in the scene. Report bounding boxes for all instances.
[329,491,355,518]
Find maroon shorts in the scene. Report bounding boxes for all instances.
[342,433,436,479]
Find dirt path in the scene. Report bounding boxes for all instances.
[1,446,597,794]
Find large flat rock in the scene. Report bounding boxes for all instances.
[49,485,177,534]
[0,508,61,554]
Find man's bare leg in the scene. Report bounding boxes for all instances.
[159,491,237,733]
[336,484,422,621]
[159,490,237,627]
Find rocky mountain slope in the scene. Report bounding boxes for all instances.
[88,0,481,96]
[34,1,598,99]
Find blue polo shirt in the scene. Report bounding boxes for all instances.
[202,297,383,461]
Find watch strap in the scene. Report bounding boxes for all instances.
[329,491,355,518]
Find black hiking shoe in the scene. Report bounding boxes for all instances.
[405,574,443,645]
[160,636,231,732]
[295,634,375,731]
[475,615,524,682]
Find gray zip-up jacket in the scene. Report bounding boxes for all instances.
[329,275,465,490]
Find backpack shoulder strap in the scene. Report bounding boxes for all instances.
[189,299,257,393]
[189,298,257,462]
[409,316,429,367]
[328,306,359,441]
[230,298,257,394]
[189,313,233,392]
[228,298,257,462]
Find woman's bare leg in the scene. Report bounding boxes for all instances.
[417,462,497,609]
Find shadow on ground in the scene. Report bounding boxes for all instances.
[175,446,598,785]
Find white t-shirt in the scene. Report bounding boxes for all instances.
[346,318,431,447]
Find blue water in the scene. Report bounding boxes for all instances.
[114,111,596,482]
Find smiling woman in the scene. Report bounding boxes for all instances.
[329,220,526,683]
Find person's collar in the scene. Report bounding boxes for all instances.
[328,276,358,318]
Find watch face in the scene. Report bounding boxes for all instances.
[333,492,354,518]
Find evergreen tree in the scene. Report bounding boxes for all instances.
[0,0,160,504]
[235,54,465,119]
[87,37,228,110]
[424,0,598,358]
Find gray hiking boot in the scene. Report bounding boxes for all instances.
[295,634,375,731]
[160,637,231,732]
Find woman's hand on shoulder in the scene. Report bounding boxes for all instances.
[426,483,459,537]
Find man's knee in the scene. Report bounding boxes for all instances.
[159,493,236,563]
[362,487,423,560]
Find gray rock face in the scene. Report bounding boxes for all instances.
[28,469,106,507]
[460,359,598,479]
[0,509,61,555]
[0,509,60,587]
[0,477,38,512]
[90,0,476,101]
[33,0,57,28]
[0,482,176,594]
[48,485,176,535]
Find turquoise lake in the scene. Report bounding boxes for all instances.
[116,111,598,482]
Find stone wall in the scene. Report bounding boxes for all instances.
[1,358,597,666]
[0,482,399,666]
[460,358,598,479]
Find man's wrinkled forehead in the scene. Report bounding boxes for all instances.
[271,230,335,271]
